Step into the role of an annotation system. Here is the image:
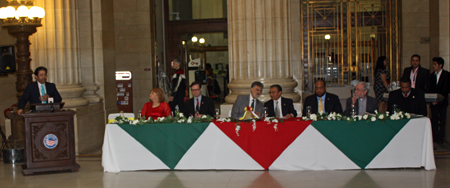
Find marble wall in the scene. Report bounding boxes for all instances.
[113,0,154,114]
[402,0,431,69]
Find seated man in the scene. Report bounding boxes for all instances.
[343,82,378,116]
[264,84,297,118]
[18,66,62,115]
[231,81,264,119]
[387,76,427,116]
[183,81,215,117]
[302,79,343,115]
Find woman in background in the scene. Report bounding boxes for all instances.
[141,88,172,119]
[373,56,390,112]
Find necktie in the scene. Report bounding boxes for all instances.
[251,99,255,111]
[404,94,408,98]
[275,101,281,118]
[41,84,47,104]
[196,98,200,113]
[318,98,323,113]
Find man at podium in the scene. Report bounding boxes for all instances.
[18,66,62,115]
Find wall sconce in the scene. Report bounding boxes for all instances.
[324,34,331,40]
[370,33,376,38]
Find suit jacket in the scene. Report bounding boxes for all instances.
[264,97,297,117]
[387,88,427,116]
[231,95,264,119]
[429,70,450,107]
[343,95,378,116]
[302,92,343,115]
[402,66,430,93]
[183,95,215,117]
[18,81,62,110]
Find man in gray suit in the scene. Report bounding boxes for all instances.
[231,81,264,119]
[344,82,378,116]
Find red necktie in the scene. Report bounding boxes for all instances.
[404,94,408,98]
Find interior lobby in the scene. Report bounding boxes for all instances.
[2,0,450,187]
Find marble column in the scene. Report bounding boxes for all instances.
[225,0,300,103]
[30,0,89,108]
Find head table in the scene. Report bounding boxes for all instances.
[102,118,435,172]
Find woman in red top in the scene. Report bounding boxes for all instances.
[141,88,172,120]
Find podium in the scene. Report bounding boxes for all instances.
[22,104,79,175]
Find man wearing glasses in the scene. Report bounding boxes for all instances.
[183,81,215,117]
[231,81,264,119]
[264,84,297,118]
[343,82,378,116]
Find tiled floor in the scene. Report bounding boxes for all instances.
[1,154,450,188]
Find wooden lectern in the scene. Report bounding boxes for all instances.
[22,103,80,175]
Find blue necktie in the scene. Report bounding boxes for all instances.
[41,84,47,104]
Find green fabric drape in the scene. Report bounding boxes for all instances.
[118,123,210,169]
[311,119,410,169]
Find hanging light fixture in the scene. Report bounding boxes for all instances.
[191,36,198,43]
[0,0,45,26]
[199,38,205,44]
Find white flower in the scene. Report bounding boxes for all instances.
[347,117,351,120]
[390,114,399,120]
[378,114,384,119]
[179,113,184,117]
[405,113,411,119]
[177,119,185,123]
[357,115,363,120]
[187,117,193,123]
[363,114,369,120]
[202,115,207,119]
[386,111,390,116]
[131,120,139,125]
[374,110,378,114]
[371,117,377,121]
[272,119,279,123]
[235,125,241,131]
[302,116,308,120]
[310,114,317,121]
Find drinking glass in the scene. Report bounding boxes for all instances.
[263,107,268,118]
[215,109,220,119]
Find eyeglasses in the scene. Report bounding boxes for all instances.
[191,89,201,91]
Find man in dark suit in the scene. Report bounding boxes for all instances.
[183,81,215,117]
[302,79,343,115]
[231,81,264,119]
[402,54,430,93]
[18,66,62,115]
[428,57,450,143]
[387,76,427,116]
[343,82,378,116]
[264,84,297,118]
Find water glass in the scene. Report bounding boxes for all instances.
[263,107,268,118]
[215,109,220,119]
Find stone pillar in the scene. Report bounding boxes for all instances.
[225,0,300,103]
[30,0,89,108]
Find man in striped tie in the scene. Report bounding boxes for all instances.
[264,84,297,118]
[18,66,62,115]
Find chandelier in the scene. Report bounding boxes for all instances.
[0,0,45,26]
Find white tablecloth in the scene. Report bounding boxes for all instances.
[102,118,436,172]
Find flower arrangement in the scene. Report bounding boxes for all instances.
[111,111,214,125]
[302,110,411,122]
